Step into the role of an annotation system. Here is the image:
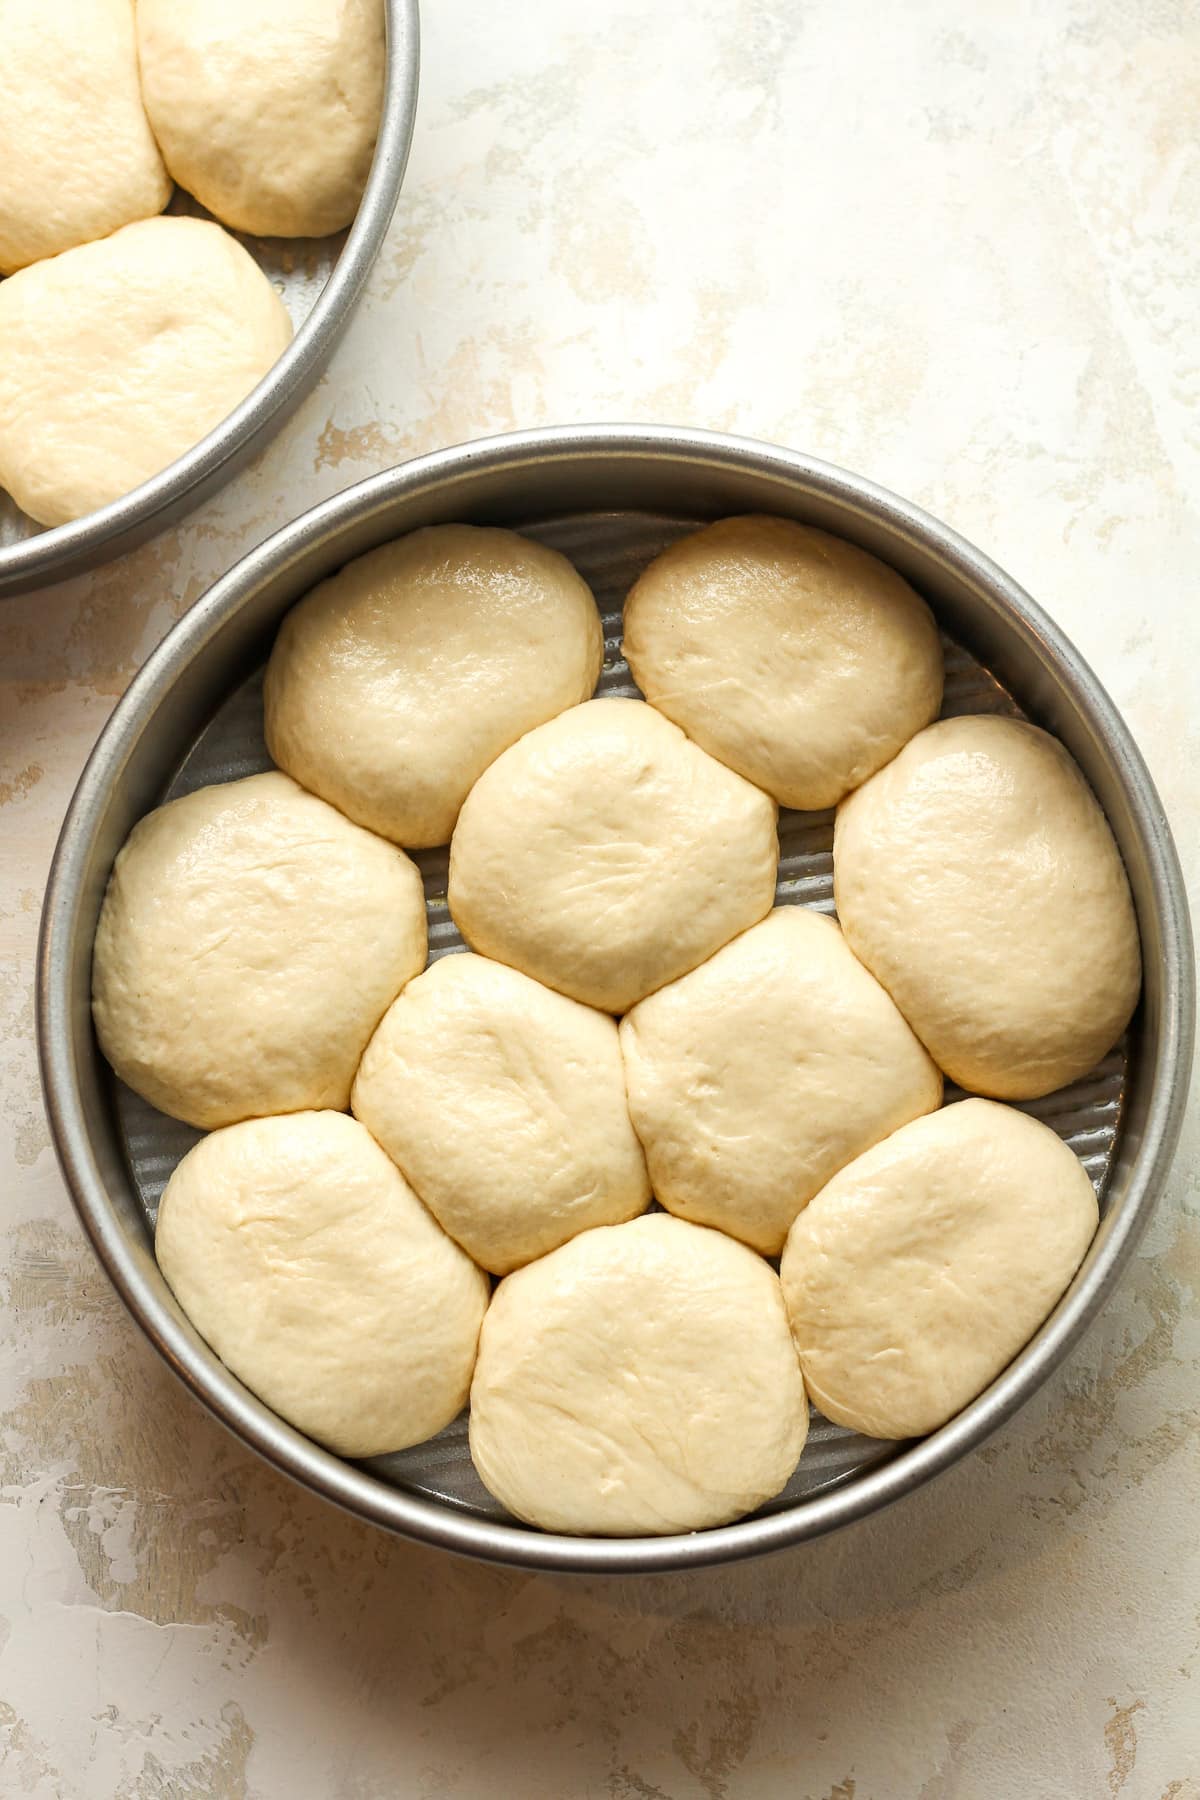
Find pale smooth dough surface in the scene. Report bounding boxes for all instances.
[780,1098,1099,1440]
[448,698,779,1013]
[0,217,292,527]
[0,0,170,275]
[264,526,603,848]
[469,1213,809,1535]
[137,0,385,238]
[833,715,1142,1099]
[620,907,942,1255]
[623,515,944,810]
[155,1111,489,1457]
[93,771,426,1130]
[352,953,650,1274]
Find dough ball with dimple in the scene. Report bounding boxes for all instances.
[0,217,292,527]
[137,0,385,238]
[352,953,650,1275]
[156,1111,489,1457]
[448,699,779,1013]
[620,907,942,1255]
[780,1099,1099,1440]
[834,715,1141,1099]
[469,1213,808,1535]
[264,526,603,848]
[623,516,943,810]
[93,771,426,1130]
[0,0,171,275]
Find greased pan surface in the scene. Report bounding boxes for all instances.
[0,0,419,598]
[37,426,1194,1572]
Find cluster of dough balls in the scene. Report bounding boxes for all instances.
[92,515,1141,1539]
[0,0,385,527]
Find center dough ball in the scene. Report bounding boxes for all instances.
[620,908,942,1255]
[469,1214,809,1536]
[92,772,426,1130]
[622,515,944,810]
[156,1112,489,1457]
[447,698,780,1013]
[264,526,603,848]
[352,953,651,1275]
[137,0,386,239]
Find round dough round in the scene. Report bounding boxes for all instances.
[137,0,384,238]
[0,0,171,275]
[0,217,292,527]
[448,698,779,1013]
[620,907,942,1255]
[833,715,1141,1099]
[156,1111,489,1457]
[469,1213,808,1535]
[264,526,603,848]
[780,1098,1098,1440]
[352,952,650,1274]
[93,771,426,1130]
[623,516,943,810]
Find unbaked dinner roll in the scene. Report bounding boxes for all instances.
[780,1098,1099,1440]
[448,698,779,1013]
[469,1213,809,1535]
[620,907,942,1255]
[833,715,1141,1099]
[264,526,603,848]
[156,1111,489,1457]
[137,0,385,238]
[93,772,426,1130]
[352,952,651,1274]
[0,0,170,275]
[0,217,292,527]
[623,516,943,810]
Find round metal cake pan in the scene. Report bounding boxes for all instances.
[0,0,419,600]
[37,425,1195,1573]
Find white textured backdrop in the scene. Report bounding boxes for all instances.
[2,1,1198,1793]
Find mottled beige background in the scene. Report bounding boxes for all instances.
[2,1,1198,1794]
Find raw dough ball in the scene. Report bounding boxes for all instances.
[834,715,1141,1099]
[93,771,426,1130]
[264,526,603,848]
[448,698,779,1013]
[137,0,385,238]
[0,217,292,527]
[0,0,170,275]
[352,953,650,1275]
[469,1213,808,1535]
[623,516,943,810]
[780,1098,1099,1440]
[620,907,942,1255]
[156,1111,489,1457]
